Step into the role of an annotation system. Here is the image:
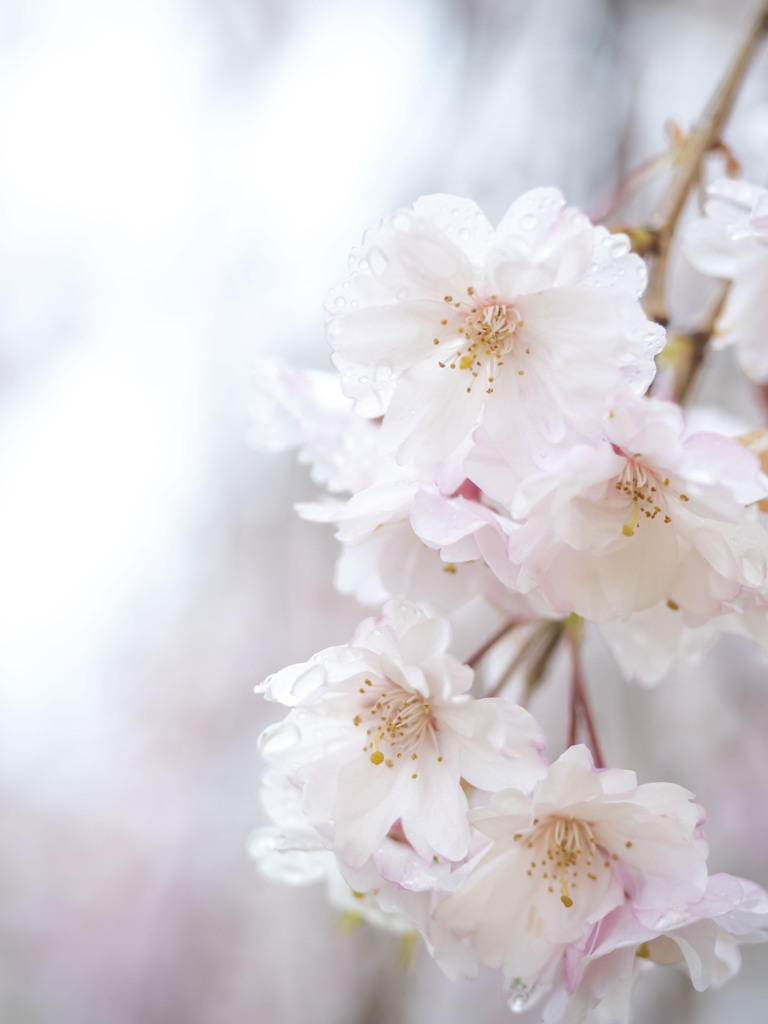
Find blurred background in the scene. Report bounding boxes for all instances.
[2,0,768,1022]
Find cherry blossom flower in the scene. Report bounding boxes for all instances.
[541,873,768,1024]
[249,360,380,493]
[504,395,768,622]
[327,190,663,472]
[257,600,546,868]
[436,745,708,990]
[684,178,768,381]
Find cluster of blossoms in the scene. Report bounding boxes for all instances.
[252,183,768,1020]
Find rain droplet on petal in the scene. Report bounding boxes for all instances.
[335,296,346,308]
[520,214,538,231]
[458,227,470,241]
[504,978,536,1014]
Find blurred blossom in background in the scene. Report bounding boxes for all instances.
[1,0,768,1022]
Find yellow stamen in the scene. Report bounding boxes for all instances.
[560,863,574,908]
[622,499,639,537]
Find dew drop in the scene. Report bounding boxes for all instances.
[458,227,470,241]
[504,978,537,1014]
[610,236,630,258]
[520,214,538,231]
[335,296,346,308]
[589,262,599,273]
[358,258,370,272]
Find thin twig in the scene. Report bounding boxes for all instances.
[484,620,564,701]
[566,627,606,769]
[466,619,520,670]
[644,0,768,326]
[671,281,731,405]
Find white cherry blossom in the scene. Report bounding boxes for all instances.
[327,190,663,472]
[684,178,768,381]
[542,873,768,1024]
[257,600,546,868]
[507,395,768,622]
[436,746,708,990]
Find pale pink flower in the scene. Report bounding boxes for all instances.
[257,600,546,868]
[506,395,768,622]
[541,873,768,1024]
[436,745,708,990]
[327,190,663,472]
[249,360,380,493]
[684,178,768,381]
[297,477,486,610]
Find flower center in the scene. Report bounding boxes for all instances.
[518,815,604,908]
[434,289,526,395]
[354,683,435,770]
[613,452,677,537]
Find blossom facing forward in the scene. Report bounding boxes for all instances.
[258,600,547,868]
[437,746,708,988]
[327,190,664,471]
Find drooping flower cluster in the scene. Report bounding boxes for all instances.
[252,186,768,1019]
[253,602,768,1020]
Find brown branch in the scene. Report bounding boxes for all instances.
[466,619,520,670]
[644,1,768,326]
[670,280,731,405]
[566,626,606,769]
[484,620,565,701]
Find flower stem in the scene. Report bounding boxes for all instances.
[668,281,731,405]
[644,0,768,327]
[566,624,606,769]
[466,620,520,669]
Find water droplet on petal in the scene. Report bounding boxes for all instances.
[610,236,630,258]
[520,214,538,231]
[392,213,411,232]
[458,227,470,241]
[335,296,346,308]
[358,258,370,272]
[504,978,537,1014]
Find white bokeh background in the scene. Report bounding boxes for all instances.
[2,1,768,1022]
